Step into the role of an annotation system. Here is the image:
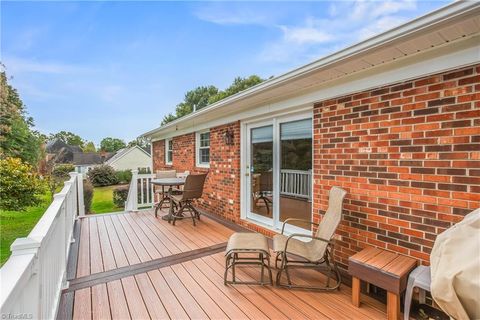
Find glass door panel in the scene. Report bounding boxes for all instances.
[279,118,312,229]
[250,125,274,219]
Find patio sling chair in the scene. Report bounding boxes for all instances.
[273,186,347,291]
[169,173,208,226]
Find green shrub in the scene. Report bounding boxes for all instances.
[113,186,129,208]
[0,157,45,211]
[87,165,118,187]
[48,163,76,196]
[115,170,132,184]
[83,179,94,213]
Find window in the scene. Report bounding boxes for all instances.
[196,130,210,167]
[165,138,173,165]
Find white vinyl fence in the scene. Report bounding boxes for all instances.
[0,173,84,320]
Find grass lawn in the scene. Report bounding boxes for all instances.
[0,193,51,266]
[90,185,126,214]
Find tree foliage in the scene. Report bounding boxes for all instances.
[83,141,96,152]
[87,165,118,186]
[47,163,75,198]
[0,157,45,211]
[100,137,126,152]
[161,75,264,125]
[209,75,264,104]
[127,137,150,150]
[49,131,85,148]
[0,71,44,166]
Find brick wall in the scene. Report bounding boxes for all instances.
[152,122,244,223]
[313,64,480,268]
[151,63,479,269]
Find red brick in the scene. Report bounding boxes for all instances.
[150,63,480,273]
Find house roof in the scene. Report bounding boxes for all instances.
[142,1,480,141]
[72,153,106,166]
[46,139,83,154]
[104,146,151,166]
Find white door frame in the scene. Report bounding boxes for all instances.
[240,109,313,235]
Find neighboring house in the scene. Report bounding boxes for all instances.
[104,145,152,172]
[72,152,109,174]
[45,139,83,164]
[142,1,480,269]
[45,138,115,174]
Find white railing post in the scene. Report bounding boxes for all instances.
[125,170,138,212]
[76,173,85,217]
[4,238,41,318]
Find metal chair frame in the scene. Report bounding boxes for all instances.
[275,218,342,291]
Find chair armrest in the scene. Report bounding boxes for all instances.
[281,218,320,234]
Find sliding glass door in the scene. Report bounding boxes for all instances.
[279,118,312,229]
[245,113,312,233]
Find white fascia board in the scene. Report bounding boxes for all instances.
[150,36,479,142]
[143,1,479,140]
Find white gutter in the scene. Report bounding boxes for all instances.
[142,0,479,139]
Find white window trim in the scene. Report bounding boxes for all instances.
[165,138,173,165]
[196,129,210,168]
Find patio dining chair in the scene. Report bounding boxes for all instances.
[273,186,347,290]
[169,173,207,226]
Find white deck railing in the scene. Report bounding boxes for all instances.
[125,170,155,211]
[124,169,312,211]
[0,172,84,319]
[280,169,312,200]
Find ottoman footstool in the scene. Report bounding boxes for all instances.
[224,232,273,285]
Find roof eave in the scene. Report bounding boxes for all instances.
[142,0,479,140]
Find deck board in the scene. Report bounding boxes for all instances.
[68,209,387,320]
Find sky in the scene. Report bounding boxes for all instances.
[1,0,450,145]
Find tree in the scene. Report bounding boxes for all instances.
[0,70,43,166]
[83,141,96,152]
[47,163,75,199]
[161,75,264,125]
[209,75,264,104]
[161,86,219,125]
[0,157,44,210]
[49,131,85,148]
[127,137,150,150]
[100,137,126,152]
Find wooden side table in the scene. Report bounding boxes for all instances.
[348,247,417,320]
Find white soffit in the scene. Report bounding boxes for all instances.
[143,1,480,140]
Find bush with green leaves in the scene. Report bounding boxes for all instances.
[87,165,118,187]
[115,170,132,184]
[113,186,129,208]
[83,179,94,213]
[48,163,75,196]
[0,157,45,211]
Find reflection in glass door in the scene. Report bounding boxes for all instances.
[244,114,312,233]
[250,125,274,219]
[279,119,312,229]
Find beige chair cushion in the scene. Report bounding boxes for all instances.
[273,186,347,262]
[226,233,269,256]
[170,194,183,203]
[273,234,316,261]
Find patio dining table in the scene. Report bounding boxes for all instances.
[151,177,185,221]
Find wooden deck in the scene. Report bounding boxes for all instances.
[63,209,388,319]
